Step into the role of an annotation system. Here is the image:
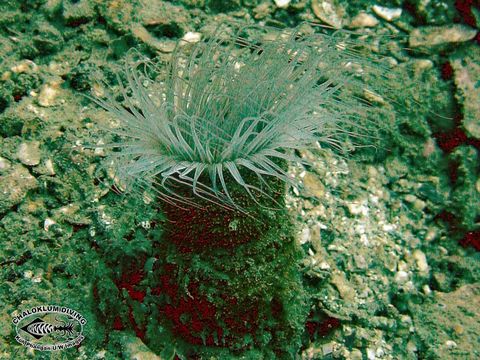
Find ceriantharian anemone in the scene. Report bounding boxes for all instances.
[92,23,390,211]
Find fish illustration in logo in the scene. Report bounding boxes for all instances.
[20,317,76,340]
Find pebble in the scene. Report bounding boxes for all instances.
[354,254,367,269]
[44,159,55,176]
[349,12,379,28]
[1,71,11,81]
[0,165,38,213]
[347,200,368,216]
[331,273,356,301]
[131,23,176,53]
[181,31,202,44]
[303,172,325,197]
[17,141,41,166]
[413,249,429,273]
[94,140,106,157]
[445,340,457,349]
[44,218,56,231]
[413,59,434,75]
[453,324,464,335]
[253,3,272,20]
[409,24,478,49]
[318,261,331,270]
[400,315,412,326]
[452,45,480,139]
[140,221,151,229]
[405,195,426,211]
[382,223,396,232]
[376,348,385,357]
[363,88,386,105]
[422,138,436,157]
[394,270,409,284]
[38,82,61,107]
[274,0,290,8]
[366,348,376,360]
[372,5,402,21]
[124,335,162,360]
[350,349,363,360]
[55,203,91,225]
[423,284,432,295]
[11,60,38,74]
[95,350,107,359]
[312,0,345,29]
[322,342,334,356]
[0,157,11,173]
[299,226,310,244]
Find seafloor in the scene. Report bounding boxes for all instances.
[0,1,479,359]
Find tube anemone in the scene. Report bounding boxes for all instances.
[91,23,392,357]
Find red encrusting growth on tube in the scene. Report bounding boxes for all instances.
[305,313,341,340]
[113,260,266,347]
[459,231,480,251]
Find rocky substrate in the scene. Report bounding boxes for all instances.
[1,0,479,359]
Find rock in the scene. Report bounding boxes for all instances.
[97,0,134,33]
[409,25,477,50]
[37,158,56,176]
[363,88,385,105]
[138,0,189,35]
[53,203,91,225]
[42,0,62,15]
[404,194,426,211]
[445,340,457,349]
[366,348,376,360]
[413,249,429,273]
[253,2,272,19]
[350,349,363,360]
[331,272,355,301]
[0,156,11,173]
[11,60,38,74]
[123,335,161,360]
[451,45,480,139]
[131,23,176,53]
[453,324,464,335]
[312,0,345,29]
[44,218,56,231]
[354,254,367,269]
[347,199,368,216]
[0,164,38,213]
[412,0,458,25]
[420,284,480,356]
[17,141,41,166]
[423,284,432,295]
[181,31,201,44]
[322,342,334,356]
[274,0,290,8]
[432,272,449,291]
[349,12,379,28]
[32,21,64,55]
[38,81,62,107]
[303,172,325,198]
[394,270,409,284]
[299,226,310,244]
[63,0,95,25]
[372,5,402,21]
